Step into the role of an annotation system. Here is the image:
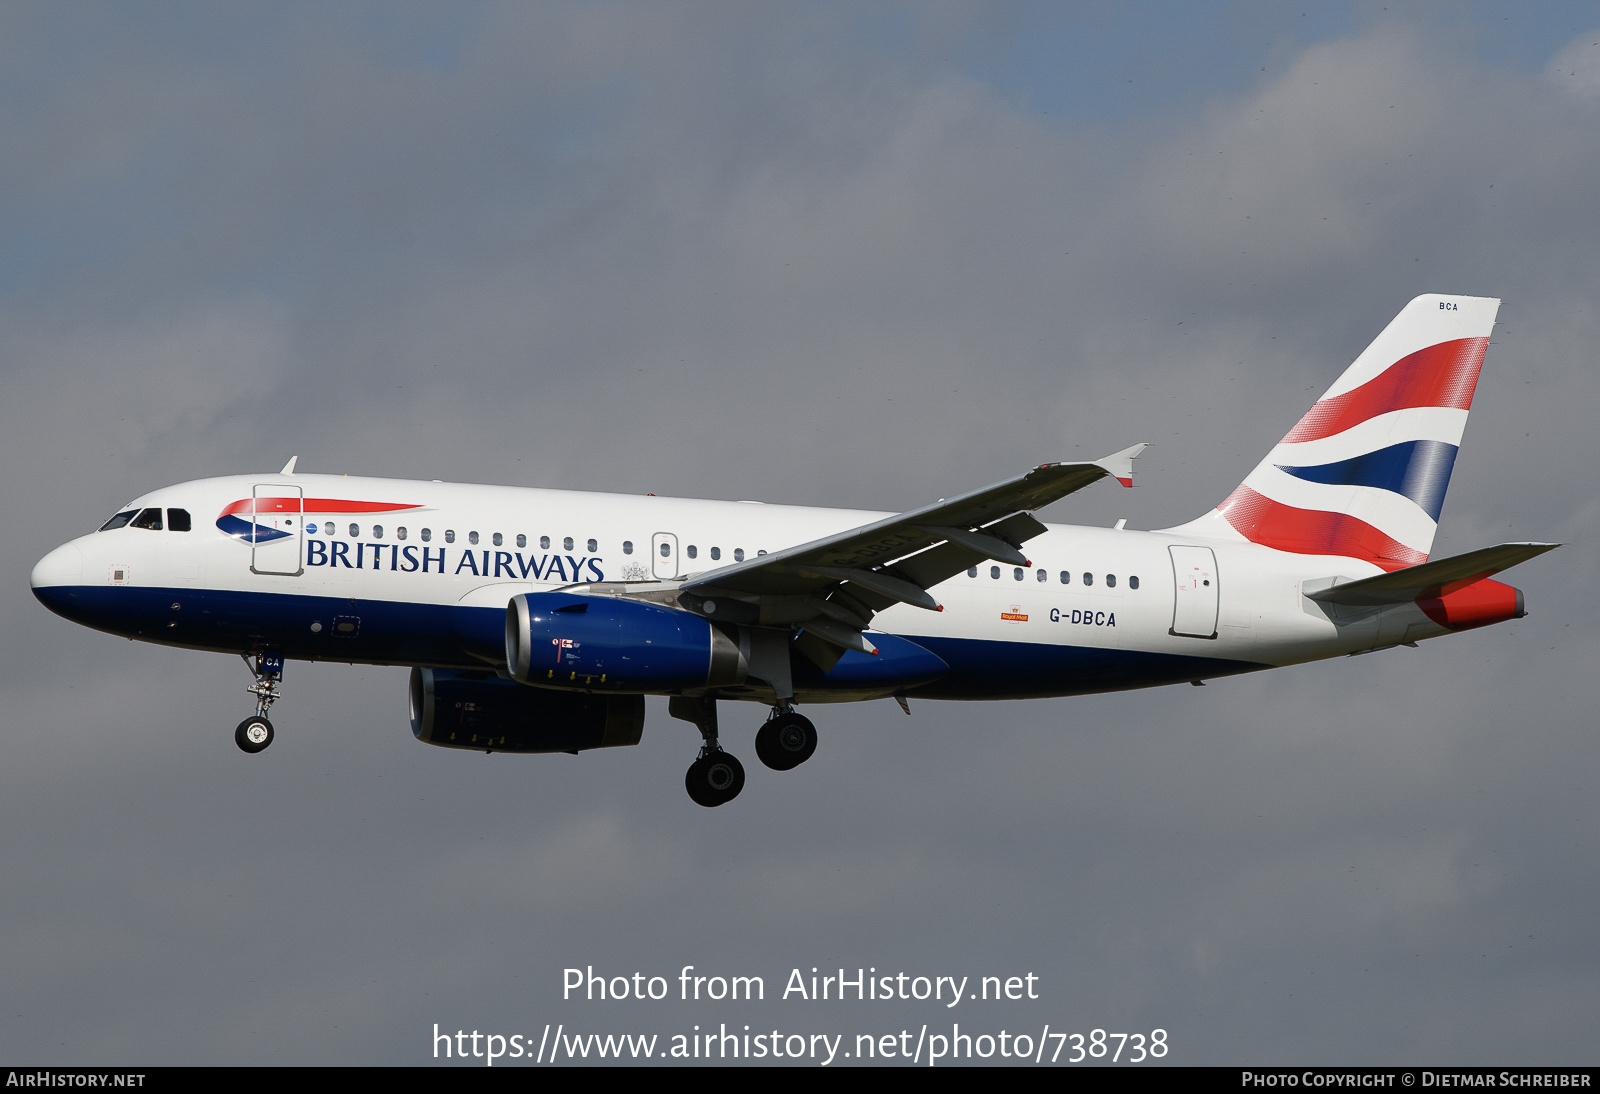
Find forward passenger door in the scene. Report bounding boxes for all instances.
[250,484,304,576]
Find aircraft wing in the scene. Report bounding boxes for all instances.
[1305,541,1560,607]
[678,445,1146,653]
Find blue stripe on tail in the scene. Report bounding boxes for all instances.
[1275,439,1459,521]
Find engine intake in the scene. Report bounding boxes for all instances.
[410,667,644,753]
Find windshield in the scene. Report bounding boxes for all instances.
[99,510,138,532]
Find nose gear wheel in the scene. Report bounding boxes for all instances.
[235,717,275,754]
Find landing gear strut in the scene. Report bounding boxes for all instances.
[755,707,817,771]
[669,696,745,807]
[235,650,283,754]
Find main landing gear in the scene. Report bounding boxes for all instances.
[755,707,817,771]
[669,698,821,806]
[670,697,744,807]
[235,650,284,754]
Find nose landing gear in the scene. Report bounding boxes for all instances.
[236,650,283,754]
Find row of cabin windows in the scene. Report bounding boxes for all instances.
[308,525,598,554]
[682,545,746,562]
[93,508,1130,589]
[100,508,191,532]
[95,506,1131,592]
[967,565,1139,590]
[304,529,761,567]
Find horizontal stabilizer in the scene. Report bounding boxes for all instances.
[1306,542,1559,606]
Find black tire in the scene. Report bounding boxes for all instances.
[235,717,274,754]
[755,712,817,771]
[685,750,745,807]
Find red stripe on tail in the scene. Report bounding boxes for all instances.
[1217,485,1426,570]
[1280,337,1488,443]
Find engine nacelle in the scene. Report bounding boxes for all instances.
[410,667,644,753]
[505,593,747,691]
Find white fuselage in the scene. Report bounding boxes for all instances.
[31,472,1447,703]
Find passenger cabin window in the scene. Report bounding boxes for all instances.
[516,534,526,548]
[421,528,432,542]
[468,531,479,545]
[99,510,138,531]
[734,549,745,562]
[659,542,670,557]
[990,566,1000,579]
[710,547,721,561]
[132,508,163,530]
[166,508,191,532]
[1129,576,1140,590]
[563,537,574,551]
[623,541,633,555]
[444,530,455,543]
[348,523,359,537]
[968,566,977,578]
[373,525,383,539]
[686,545,698,559]
[1036,568,1047,582]
[1060,571,1070,584]
[1106,574,1116,588]
[492,533,502,547]
[397,527,407,540]
[587,539,597,553]
[1083,573,1094,586]
[540,536,550,549]
[1013,567,1023,581]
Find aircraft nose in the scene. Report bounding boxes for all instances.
[31,542,84,611]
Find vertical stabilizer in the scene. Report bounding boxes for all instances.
[1164,294,1499,570]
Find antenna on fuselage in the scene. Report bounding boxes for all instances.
[279,456,298,475]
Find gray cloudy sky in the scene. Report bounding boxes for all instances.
[4,0,1599,1066]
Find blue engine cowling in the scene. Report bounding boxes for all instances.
[505,593,748,691]
[410,668,644,753]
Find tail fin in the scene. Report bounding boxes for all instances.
[1166,294,1500,570]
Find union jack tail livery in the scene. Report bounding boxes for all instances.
[1172,294,1499,570]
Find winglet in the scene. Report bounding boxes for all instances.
[280,456,299,475]
[1093,443,1148,488]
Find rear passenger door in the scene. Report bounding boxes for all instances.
[1169,545,1218,638]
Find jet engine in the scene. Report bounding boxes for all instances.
[410,667,644,753]
[505,593,747,691]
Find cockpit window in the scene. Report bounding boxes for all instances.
[131,508,163,530]
[166,508,191,532]
[99,510,138,531]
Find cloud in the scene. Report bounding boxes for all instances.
[4,6,1600,1063]
[1546,29,1600,101]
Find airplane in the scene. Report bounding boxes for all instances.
[30,294,1557,806]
